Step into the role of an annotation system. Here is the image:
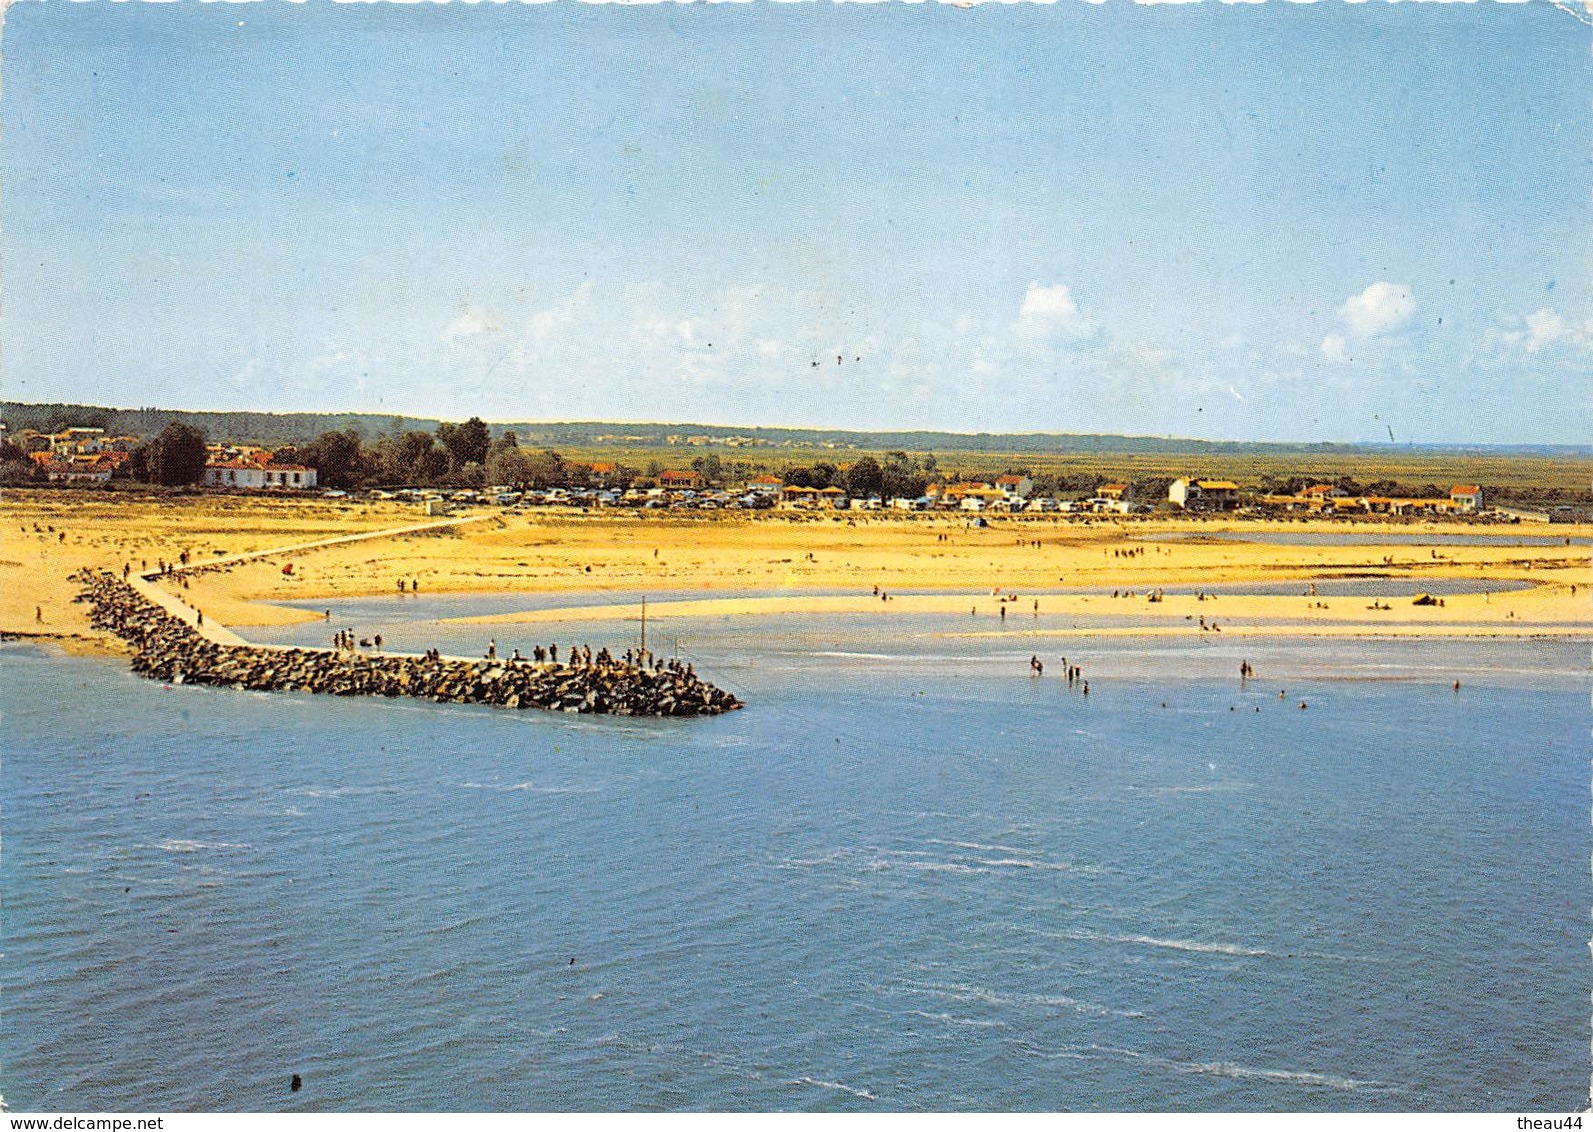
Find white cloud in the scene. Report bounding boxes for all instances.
[1523,308,1568,352]
[1320,333,1349,362]
[1338,281,1416,338]
[1477,306,1593,365]
[442,304,501,342]
[1013,282,1096,341]
[527,282,593,348]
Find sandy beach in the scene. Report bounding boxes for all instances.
[4,491,1588,649]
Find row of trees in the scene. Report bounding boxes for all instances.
[781,451,940,499]
[270,423,579,490]
[774,458,1155,502]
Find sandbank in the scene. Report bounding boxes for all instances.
[4,491,1588,651]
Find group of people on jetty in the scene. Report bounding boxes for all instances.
[71,569,740,717]
[482,638,695,679]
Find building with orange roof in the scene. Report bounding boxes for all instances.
[1449,484,1483,512]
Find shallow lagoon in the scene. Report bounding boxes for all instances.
[4,607,1585,1111]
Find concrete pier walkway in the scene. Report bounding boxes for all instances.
[134,510,501,650]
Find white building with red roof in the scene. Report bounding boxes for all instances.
[204,460,317,490]
[1449,484,1483,512]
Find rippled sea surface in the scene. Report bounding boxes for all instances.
[4,607,1585,1111]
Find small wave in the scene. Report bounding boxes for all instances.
[1035,927,1361,962]
[458,781,593,795]
[766,846,937,871]
[926,838,1035,855]
[1135,782,1248,797]
[789,1076,877,1102]
[287,785,403,799]
[908,1009,1006,1029]
[906,861,988,874]
[1178,1060,1378,1090]
[890,978,1141,1020]
[1075,1044,1391,1093]
[149,839,252,854]
[974,857,1106,874]
[1052,928,1272,957]
[812,651,896,660]
[768,849,855,869]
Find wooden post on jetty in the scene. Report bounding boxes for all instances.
[640,595,647,659]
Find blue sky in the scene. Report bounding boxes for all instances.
[3,1,1588,442]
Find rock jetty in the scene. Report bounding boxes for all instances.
[72,570,741,717]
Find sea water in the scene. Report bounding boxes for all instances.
[2,608,1585,1111]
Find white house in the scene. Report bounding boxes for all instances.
[1169,477,1239,511]
[1449,484,1484,512]
[204,461,318,490]
[995,474,1034,499]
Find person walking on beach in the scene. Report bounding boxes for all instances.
[487,639,497,661]
[373,634,382,652]
[35,605,42,623]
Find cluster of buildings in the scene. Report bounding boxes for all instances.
[764,474,1490,517]
[1252,482,1485,516]
[14,426,139,483]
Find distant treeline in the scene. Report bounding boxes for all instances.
[8,401,1589,458]
[0,403,444,447]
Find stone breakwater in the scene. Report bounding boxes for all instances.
[72,571,741,717]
